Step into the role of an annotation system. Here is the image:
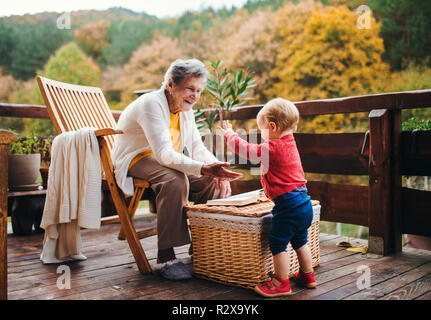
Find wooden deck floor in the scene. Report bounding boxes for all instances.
[6,214,431,301]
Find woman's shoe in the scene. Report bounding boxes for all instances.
[159,261,193,280]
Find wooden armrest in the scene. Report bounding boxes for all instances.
[95,128,123,137]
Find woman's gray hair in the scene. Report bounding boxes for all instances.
[161,59,209,90]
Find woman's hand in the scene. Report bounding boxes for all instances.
[201,162,243,181]
[213,178,231,198]
[217,120,234,135]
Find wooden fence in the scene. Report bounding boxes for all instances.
[1,89,431,258]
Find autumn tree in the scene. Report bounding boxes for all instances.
[34,41,101,106]
[267,5,388,101]
[206,8,279,103]
[74,20,110,60]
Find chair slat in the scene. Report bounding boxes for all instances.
[60,87,85,129]
[79,91,105,129]
[48,85,74,131]
[73,90,101,129]
[64,88,88,128]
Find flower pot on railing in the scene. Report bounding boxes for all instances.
[8,153,41,191]
[7,132,50,191]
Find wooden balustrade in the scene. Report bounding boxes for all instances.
[1,89,431,256]
[0,129,18,300]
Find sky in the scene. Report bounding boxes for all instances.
[0,0,249,18]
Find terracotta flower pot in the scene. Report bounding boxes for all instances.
[8,153,41,190]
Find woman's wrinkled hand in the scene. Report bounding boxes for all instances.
[201,162,243,181]
[213,178,231,198]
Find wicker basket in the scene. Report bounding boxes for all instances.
[185,200,320,289]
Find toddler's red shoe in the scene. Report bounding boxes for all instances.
[293,269,317,288]
[254,275,292,298]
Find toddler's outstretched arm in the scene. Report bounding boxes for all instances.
[218,120,266,163]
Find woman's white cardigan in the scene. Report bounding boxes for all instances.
[112,88,219,197]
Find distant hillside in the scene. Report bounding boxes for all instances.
[1,7,157,27]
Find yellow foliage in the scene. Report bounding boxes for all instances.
[267,5,389,101]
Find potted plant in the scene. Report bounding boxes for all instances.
[8,132,42,191]
[195,60,256,133]
[39,136,53,189]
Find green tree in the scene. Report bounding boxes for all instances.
[8,22,73,80]
[99,18,159,68]
[369,0,431,70]
[0,21,14,74]
[37,42,101,87]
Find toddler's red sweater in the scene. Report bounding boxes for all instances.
[224,131,306,200]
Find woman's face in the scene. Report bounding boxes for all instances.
[167,76,203,113]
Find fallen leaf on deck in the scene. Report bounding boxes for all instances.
[346,246,368,254]
[336,241,352,248]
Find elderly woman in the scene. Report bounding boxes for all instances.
[112,59,242,280]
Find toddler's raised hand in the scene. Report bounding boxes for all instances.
[218,120,234,135]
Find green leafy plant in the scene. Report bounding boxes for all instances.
[402,117,431,131]
[195,60,256,132]
[39,136,53,167]
[206,60,256,111]
[402,117,431,185]
[8,132,53,166]
[8,131,41,155]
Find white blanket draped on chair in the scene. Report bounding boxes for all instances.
[40,128,102,264]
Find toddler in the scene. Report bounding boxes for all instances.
[218,98,317,297]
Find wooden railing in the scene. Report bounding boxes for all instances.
[1,89,431,256]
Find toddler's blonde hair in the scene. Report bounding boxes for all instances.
[257,98,299,132]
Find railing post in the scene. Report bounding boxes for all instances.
[368,109,402,255]
[0,130,17,300]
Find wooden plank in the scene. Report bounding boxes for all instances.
[401,130,431,176]
[415,290,431,300]
[290,254,389,300]
[379,273,431,300]
[0,130,18,300]
[211,89,431,119]
[296,133,369,175]
[391,108,403,254]
[226,132,369,175]
[3,89,431,121]
[368,109,402,255]
[345,260,431,300]
[401,188,431,237]
[378,262,431,300]
[315,252,431,300]
[307,181,368,226]
[15,248,190,300]
[6,219,431,300]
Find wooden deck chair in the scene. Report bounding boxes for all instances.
[36,76,156,274]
